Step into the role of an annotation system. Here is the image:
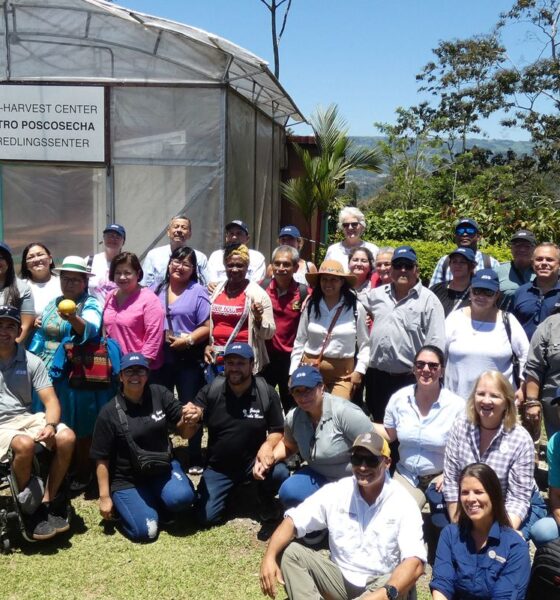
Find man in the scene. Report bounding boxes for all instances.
[497,229,536,311]
[183,342,288,525]
[260,431,426,600]
[364,245,446,423]
[206,220,267,286]
[260,245,310,412]
[429,218,499,287]
[512,242,560,340]
[86,223,126,303]
[0,305,76,540]
[141,215,209,287]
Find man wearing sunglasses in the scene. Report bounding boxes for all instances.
[260,431,426,600]
[429,218,499,287]
[363,245,446,423]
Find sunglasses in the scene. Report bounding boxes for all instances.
[342,222,360,229]
[471,287,496,297]
[350,453,381,468]
[456,226,477,236]
[392,260,415,271]
[414,360,440,371]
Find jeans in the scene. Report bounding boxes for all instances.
[278,466,329,508]
[260,350,294,414]
[530,516,560,547]
[196,461,289,526]
[112,460,196,542]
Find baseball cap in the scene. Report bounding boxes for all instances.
[120,352,150,371]
[352,431,391,458]
[0,305,21,324]
[391,245,417,264]
[279,225,301,239]
[0,241,12,255]
[103,224,126,240]
[224,342,254,360]
[455,218,479,232]
[510,229,536,245]
[448,247,476,264]
[289,365,323,389]
[471,268,500,292]
[425,484,451,530]
[225,220,249,235]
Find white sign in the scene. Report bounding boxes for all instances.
[0,85,105,162]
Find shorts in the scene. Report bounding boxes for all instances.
[0,412,68,462]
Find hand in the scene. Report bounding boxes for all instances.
[251,301,264,324]
[168,335,187,350]
[207,282,217,294]
[34,315,42,329]
[514,388,525,407]
[260,556,285,598]
[365,314,373,328]
[57,310,72,321]
[256,444,275,470]
[204,345,214,365]
[434,474,444,492]
[99,495,114,520]
[253,457,268,481]
[182,402,203,425]
[350,371,363,395]
[35,424,56,443]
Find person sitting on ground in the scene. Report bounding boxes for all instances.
[430,247,476,317]
[267,365,373,509]
[90,353,196,543]
[430,463,530,600]
[182,343,288,526]
[20,242,61,318]
[429,218,499,287]
[259,431,426,600]
[86,223,126,303]
[265,226,317,285]
[0,305,76,541]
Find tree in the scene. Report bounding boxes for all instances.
[259,0,293,79]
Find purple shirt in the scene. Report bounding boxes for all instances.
[154,281,211,333]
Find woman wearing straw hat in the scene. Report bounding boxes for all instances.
[290,260,370,400]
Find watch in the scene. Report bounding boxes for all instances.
[383,584,399,600]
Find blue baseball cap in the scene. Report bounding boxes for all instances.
[224,342,254,360]
[471,268,499,292]
[392,245,417,264]
[120,352,150,371]
[455,218,479,232]
[279,225,301,238]
[104,223,126,240]
[0,241,12,255]
[289,365,323,389]
[225,220,249,235]
[448,247,476,264]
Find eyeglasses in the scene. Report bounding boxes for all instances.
[471,287,495,297]
[350,453,381,468]
[392,260,415,271]
[170,259,193,270]
[414,360,440,371]
[342,222,360,229]
[60,275,83,285]
[456,226,477,236]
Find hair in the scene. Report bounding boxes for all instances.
[457,463,511,530]
[466,370,518,432]
[348,246,375,279]
[534,241,560,260]
[155,246,198,295]
[109,251,143,282]
[307,276,357,319]
[169,215,191,228]
[20,242,56,280]
[414,344,446,368]
[376,246,395,258]
[0,246,20,308]
[271,245,299,265]
[223,242,250,265]
[337,206,366,230]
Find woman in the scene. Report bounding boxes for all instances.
[265,225,317,284]
[324,206,379,268]
[206,243,275,376]
[20,242,61,317]
[431,463,530,600]
[373,246,394,287]
[377,345,465,508]
[445,269,528,400]
[87,223,126,303]
[103,252,164,370]
[348,246,375,296]
[30,255,114,486]
[430,247,476,317]
[264,365,373,508]
[152,247,210,475]
[290,260,370,400]
[443,370,547,539]
[90,353,196,543]
[0,242,35,342]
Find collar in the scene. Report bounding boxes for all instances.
[529,278,560,293]
[269,278,298,293]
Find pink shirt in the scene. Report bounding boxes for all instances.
[103,287,164,369]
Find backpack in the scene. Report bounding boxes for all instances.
[527,537,560,599]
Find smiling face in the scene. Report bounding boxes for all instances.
[224,354,253,386]
[413,349,443,388]
[391,259,418,289]
[351,449,388,491]
[511,240,534,268]
[24,244,53,282]
[341,217,365,242]
[454,225,480,249]
[0,317,20,350]
[60,271,87,301]
[375,253,393,284]
[348,250,371,282]
[120,366,149,396]
[167,218,191,246]
[272,251,295,280]
[449,255,473,280]
[114,262,140,294]
[460,475,493,525]
[103,231,124,253]
[320,274,344,300]
[291,383,323,414]
[225,225,249,245]
[474,374,507,429]
[168,256,194,284]
[532,245,560,283]
[225,255,249,285]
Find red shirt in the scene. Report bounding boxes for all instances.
[211,290,249,346]
[264,278,310,354]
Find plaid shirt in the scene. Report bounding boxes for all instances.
[443,416,535,521]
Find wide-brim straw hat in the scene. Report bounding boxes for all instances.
[53,255,95,277]
[306,259,357,287]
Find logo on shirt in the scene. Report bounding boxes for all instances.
[242,407,263,419]
[487,550,506,564]
[151,410,165,422]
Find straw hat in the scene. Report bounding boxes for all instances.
[305,259,357,287]
[53,255,94,277]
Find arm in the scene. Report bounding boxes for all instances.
[250,285,275,340]
[96,460,114,520]
[34,386,61,443]
[139,291,164,362]
[179,402,203,439]
[362,558,424,600]
[260,517,296,598]
[353,303,371,375]
[504,433,534,528]
[289,307,309,374]
[17,313,35,343]
[429,526,456,600]
[443,419,462,520]
[491,535,531,600]
[424,294,446,350]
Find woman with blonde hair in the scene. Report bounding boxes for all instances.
[443,370,546,539]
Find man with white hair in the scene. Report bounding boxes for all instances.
[325,207,379,269]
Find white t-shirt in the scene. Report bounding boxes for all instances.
[28,276,61,315]
[86,252,116,304]
[325,241,379,269]
[206,248,266,283]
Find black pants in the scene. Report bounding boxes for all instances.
[259,350,295,414]
[365,367,415,423]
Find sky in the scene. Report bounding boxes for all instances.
[118,0,536,140]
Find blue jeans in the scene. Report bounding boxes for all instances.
[278,466,329,508]
[530,517,560,547]
[112,460,196,542]
[196,461,289,526]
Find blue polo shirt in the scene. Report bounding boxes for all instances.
[512,280,560,340]
[430,522,530,600]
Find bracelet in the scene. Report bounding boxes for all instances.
[46,422,58,430]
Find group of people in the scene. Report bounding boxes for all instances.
[1,206,560,599]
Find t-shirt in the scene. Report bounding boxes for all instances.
[153,280,210,334]
[86,252,117,304]
[211,289,249,346]
[90,385,182,492]
[0,278,35,315]
[28,276,62,316]
[429,282,470,317]
[193,377,284,473]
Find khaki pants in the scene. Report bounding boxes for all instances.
[392,470,441,510]
[280,541,416,600]
[302,354,355,400]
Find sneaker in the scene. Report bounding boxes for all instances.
[188,466,203,476]
[30,506,56,541]
[47,510,70,534]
